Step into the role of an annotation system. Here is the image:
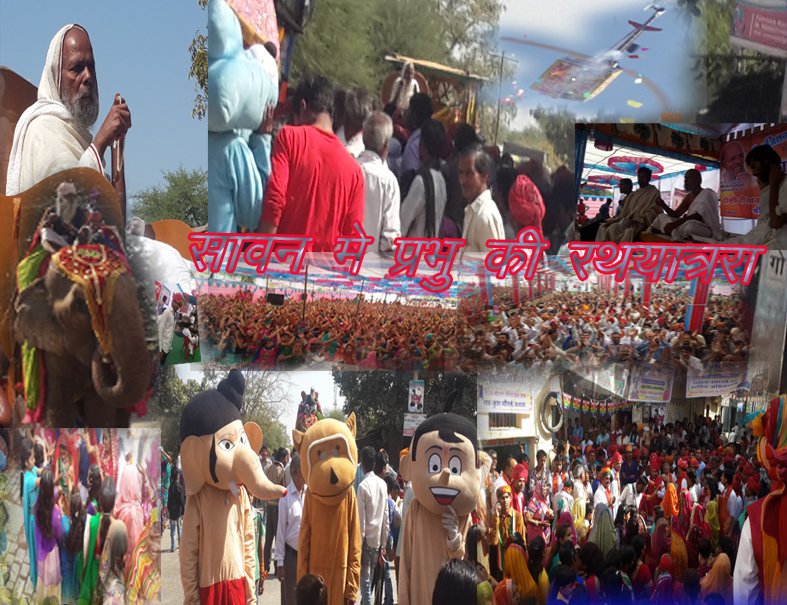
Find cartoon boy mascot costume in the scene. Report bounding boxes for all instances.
[398,413,481,605]
[179,369,287,604]
[293,414,361,605]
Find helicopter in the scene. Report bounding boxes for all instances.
[502,5,666,103]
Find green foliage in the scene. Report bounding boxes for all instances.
[290,0,378,90]
[290,0,505,97]
[324,407,347,421]
[695,0,785,119]
[131,168,208,228]
[333,371,476,465]
[529,107,576,166]
[153,367,293,457]
[189,0,208,119]
[504,126,561,170]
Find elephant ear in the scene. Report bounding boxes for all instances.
[244,421,263,454]
[180,436,207,496]
[14,277,67,355]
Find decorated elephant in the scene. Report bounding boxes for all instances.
[1,168,153,426]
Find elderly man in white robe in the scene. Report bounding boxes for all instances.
[6,24,131,197]
[597,166,664,243]
[648,169,722,241]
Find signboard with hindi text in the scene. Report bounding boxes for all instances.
[627,366,674,402]
[403,413,426,437]
[729,0,787,59]
[686,362,747,398]
[477,373,534,414]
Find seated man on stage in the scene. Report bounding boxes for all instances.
[596,166,663,243]
[647,169,722,242]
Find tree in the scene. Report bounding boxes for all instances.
[333,371,476,469]
[367,0,451,78]
[290,0,378,91]
[189,0,208,119]
[131,168,208,227]
[688,0,784,120]
[530,107,577,167]
[324,407,347,422]
[151,366,293,456]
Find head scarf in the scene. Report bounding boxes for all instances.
[661,482,679,517]
[6,24,90,195]
[705,500,720,549]
[651,517,671,559]
[497,484,512,500]
[587,502,616,559]
[652,554,674,605]
[113,461,144,573]
[748,395,787,603]
[503,543,539,602]
[699,553,733,603]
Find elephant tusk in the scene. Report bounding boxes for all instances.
[228,481,240,497]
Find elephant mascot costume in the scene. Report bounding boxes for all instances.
[398,413,481,605]
[293,414,361,605]
[179,369,286,605]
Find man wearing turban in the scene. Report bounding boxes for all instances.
[734,395,787,605]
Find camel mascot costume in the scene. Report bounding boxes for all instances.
[179,369,287,604]
[293,414,361,605]
[398,413,481,605]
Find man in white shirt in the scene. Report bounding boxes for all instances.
[459,144,505,252]
[649,169,722,241]
[553,476,575,515]
[343,89,374,158]
[275,453,305,605]
[358,112,401,253]
[358,447,389,605]
[619,475,646,510]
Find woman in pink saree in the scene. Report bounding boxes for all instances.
[114,455,144,573]
[524,483,553,545]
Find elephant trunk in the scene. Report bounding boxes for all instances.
[91,274,151,408]
[234,447,287,502]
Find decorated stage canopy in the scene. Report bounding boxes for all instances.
[580,137,720,218]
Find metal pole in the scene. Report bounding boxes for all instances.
[494,51,504,146]
[302,264,308,322]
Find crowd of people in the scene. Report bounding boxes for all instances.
[11,428,160,604]
[585,145,786,248]
[473,402,782,605]
[198,283,750,377]
[213,30,577,256]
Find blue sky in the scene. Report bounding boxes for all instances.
[0,1,207,198]
[497,0,699,125]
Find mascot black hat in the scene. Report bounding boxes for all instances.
[179,369,245,444]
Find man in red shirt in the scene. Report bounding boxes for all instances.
[258,75,365,252]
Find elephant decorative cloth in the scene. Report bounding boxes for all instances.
[52,244,129,356]
[397,413,481,605]
[179,369,286,605]
[293,415,361,605]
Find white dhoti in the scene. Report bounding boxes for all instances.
[650,215,713,241]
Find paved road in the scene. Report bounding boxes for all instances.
[161,544,398,604]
